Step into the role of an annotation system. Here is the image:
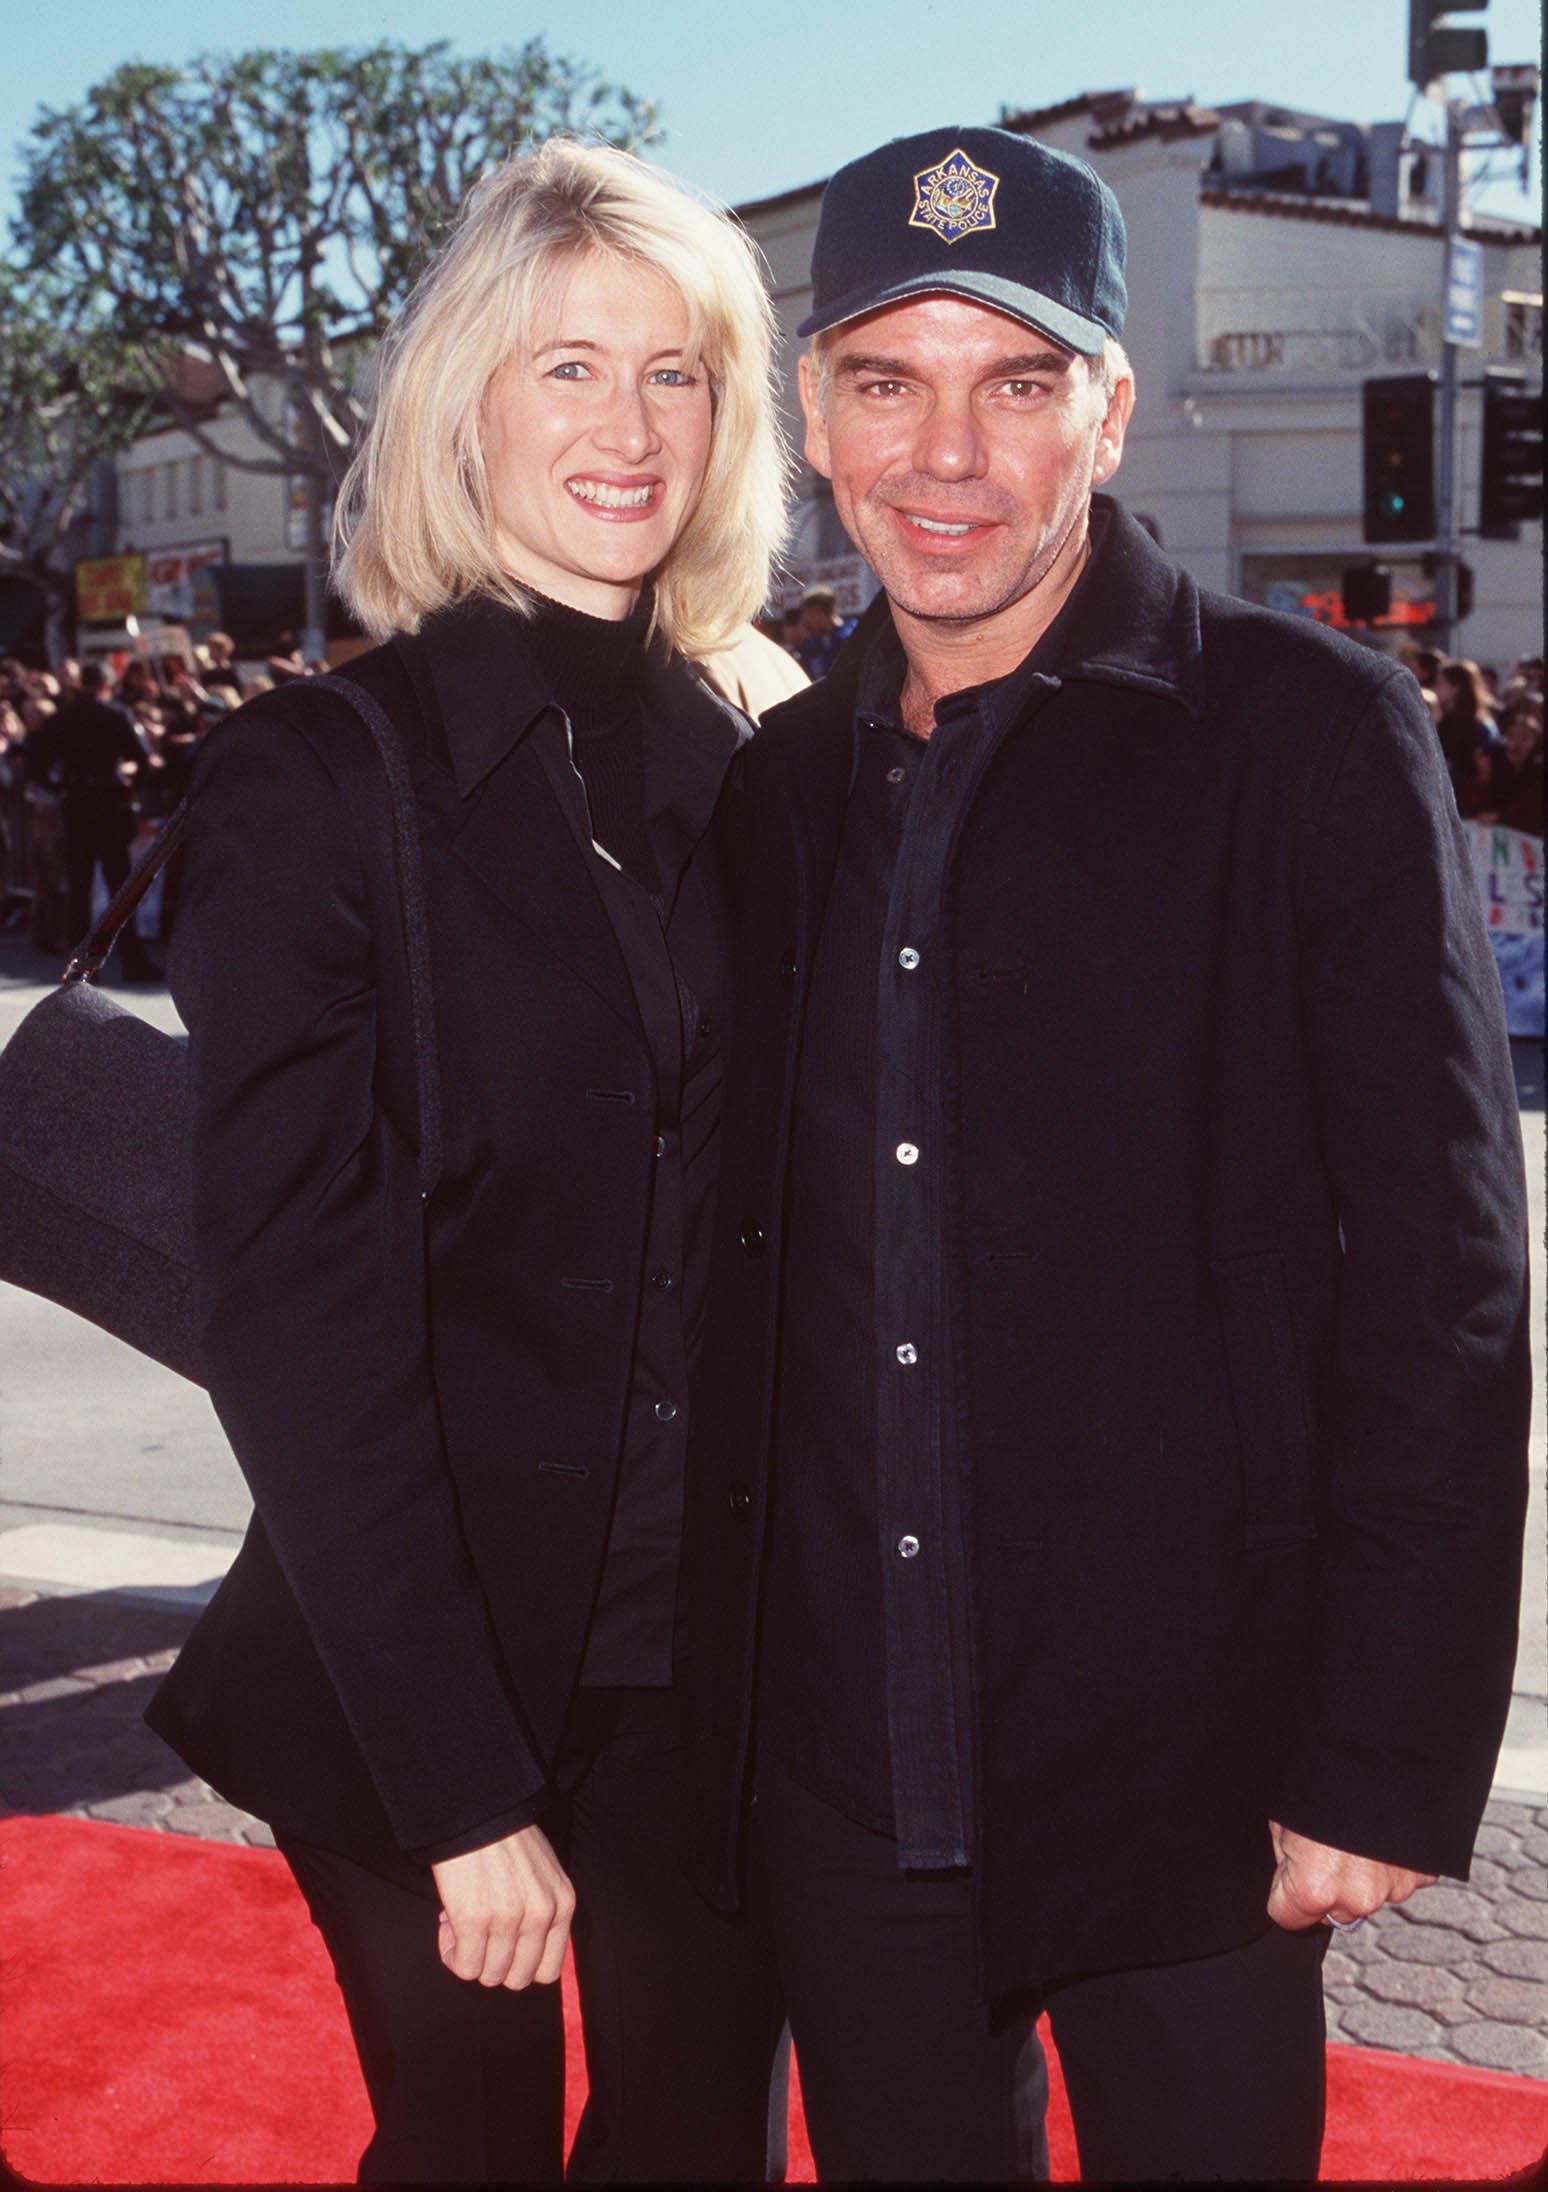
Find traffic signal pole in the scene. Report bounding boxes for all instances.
[1433,100,1465,642]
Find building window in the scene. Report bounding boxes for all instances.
[189,456,203,515]
[213,460,227,513]
[1502,292,1542,364]
[164,461,178,520]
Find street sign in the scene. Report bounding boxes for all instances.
[1445,238,1485,346]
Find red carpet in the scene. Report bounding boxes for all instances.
[2,1815,1544,2183]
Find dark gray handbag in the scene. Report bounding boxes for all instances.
[0,676,441,1384]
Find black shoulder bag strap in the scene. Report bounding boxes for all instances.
[61,674,444,1201]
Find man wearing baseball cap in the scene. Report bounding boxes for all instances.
[682,126,1529,2179]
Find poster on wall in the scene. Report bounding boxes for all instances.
[145,541,226,624]
[1464,820,1544,1037]
[75,554,147,624]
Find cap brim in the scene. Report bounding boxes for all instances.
[796,269,1108,355]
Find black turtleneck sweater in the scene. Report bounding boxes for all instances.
[519,591,659,894]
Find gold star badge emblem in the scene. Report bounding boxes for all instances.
[908,148,1000,246]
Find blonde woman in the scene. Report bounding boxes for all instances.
[146,141,787,2183]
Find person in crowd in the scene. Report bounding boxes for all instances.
[23,660,159,979]
[199,631,246,703]
[117,658,161,715]
[1,664,70,951]
[0,692,26,910]
[160,651,210,712]
[1401,642,1443,689]
[1476,693,1544,835]
[1434,656,1501,805]
[143,138,788,2185]
[265,632,308,682]
[679,124,1530,2184]
[791,582,855,678]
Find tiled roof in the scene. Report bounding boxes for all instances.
[997,88,1134,133]
[1089,101,1222,148]
[1200,185,1540,244]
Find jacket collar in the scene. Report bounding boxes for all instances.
[395,589,745,800]
[772,494,1207,742]
[1041,495,1205,718]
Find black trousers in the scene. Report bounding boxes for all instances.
[278,1689,785,2184]
[62,805,157,972]
[755,1756,1330,2184]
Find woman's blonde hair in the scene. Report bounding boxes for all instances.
[334,139,788,657]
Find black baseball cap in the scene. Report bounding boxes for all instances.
[797,125,1127,356]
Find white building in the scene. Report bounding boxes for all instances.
[105,363,320,652]
[740,88,1542,671]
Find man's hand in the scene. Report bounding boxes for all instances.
[430,1823,576,1989]
[1266,1820,1437,1931]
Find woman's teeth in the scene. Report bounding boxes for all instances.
[567,480,654,508]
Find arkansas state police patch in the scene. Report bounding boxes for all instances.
[908,148,1000,246]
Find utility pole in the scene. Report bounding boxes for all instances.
[1433,100,1465,642]
[1406,0,1490,645]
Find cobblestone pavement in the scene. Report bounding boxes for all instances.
[2,1581,1546,2083]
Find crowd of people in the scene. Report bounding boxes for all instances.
[1402,644,1544,835]
[1,626,1538,976]
[763,584,859,680]
[0,633,318,959]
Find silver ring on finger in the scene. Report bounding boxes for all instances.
[1326,1913,1368,1933]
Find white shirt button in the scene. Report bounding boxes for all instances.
[896,1342,918,1364]
[896,1142,919,1166]
[898,947,920,971]
[897,1534,921,1559]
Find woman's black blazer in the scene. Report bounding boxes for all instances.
[146,602,744,1859]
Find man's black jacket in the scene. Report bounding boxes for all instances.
[678,498,1531,1995]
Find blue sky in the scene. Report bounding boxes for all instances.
[2,0,1540,225]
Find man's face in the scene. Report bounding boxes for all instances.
[799,293,1131,633]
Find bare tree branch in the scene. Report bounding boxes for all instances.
[11,40,662,638]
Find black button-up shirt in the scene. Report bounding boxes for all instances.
[758,580,1087,1869]
[528,650,738,1690]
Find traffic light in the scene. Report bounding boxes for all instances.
[1341,566,1393,623]
[1491,62,1540,145]
[1420,553,1475,621]
[1479,370,1544,535]
[1362,374,1437,543]
[1408,0,1489,88]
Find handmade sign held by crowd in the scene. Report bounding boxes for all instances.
[1464,820,1543,1037]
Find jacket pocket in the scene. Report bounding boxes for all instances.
[1210,1251,1318,1548]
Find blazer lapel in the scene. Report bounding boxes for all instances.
[395,611,640,1034]
[448,731,641,1035]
